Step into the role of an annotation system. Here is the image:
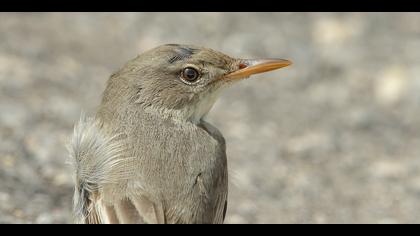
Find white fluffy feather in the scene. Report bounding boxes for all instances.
[67,114,133,223]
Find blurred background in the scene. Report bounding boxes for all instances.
[1,12,420,223]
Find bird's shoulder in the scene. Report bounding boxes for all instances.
[197,120,226,148]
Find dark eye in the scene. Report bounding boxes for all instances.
[181,67,200,83]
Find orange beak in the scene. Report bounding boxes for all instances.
[224,59,292,80]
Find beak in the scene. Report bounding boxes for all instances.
[224,58,292,80]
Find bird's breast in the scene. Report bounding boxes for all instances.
[127,119,228,223]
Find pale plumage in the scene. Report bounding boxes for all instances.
[68,44,291,224]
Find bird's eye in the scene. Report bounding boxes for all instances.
[181,67,200,83]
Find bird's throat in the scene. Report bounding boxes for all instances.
[185,89,223,124]
[141,89,223,125]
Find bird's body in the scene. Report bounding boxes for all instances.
[71,110,227,223]
[69,44,290,224]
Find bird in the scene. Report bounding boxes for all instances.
[68,44,291,224]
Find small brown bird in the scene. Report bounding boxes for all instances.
[68,44,291,224]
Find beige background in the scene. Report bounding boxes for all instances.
[1,12,420,223]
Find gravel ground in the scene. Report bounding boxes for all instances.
[1,12,420,224]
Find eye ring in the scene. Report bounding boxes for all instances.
[181,66,201,84]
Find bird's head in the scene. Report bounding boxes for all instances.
[101,44,291,123]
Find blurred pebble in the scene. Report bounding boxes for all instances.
[375,65,408,106]
[371,160,406,179]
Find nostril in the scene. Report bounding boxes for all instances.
[239,63,247,69]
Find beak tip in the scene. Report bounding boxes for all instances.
[284,59,292,67]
